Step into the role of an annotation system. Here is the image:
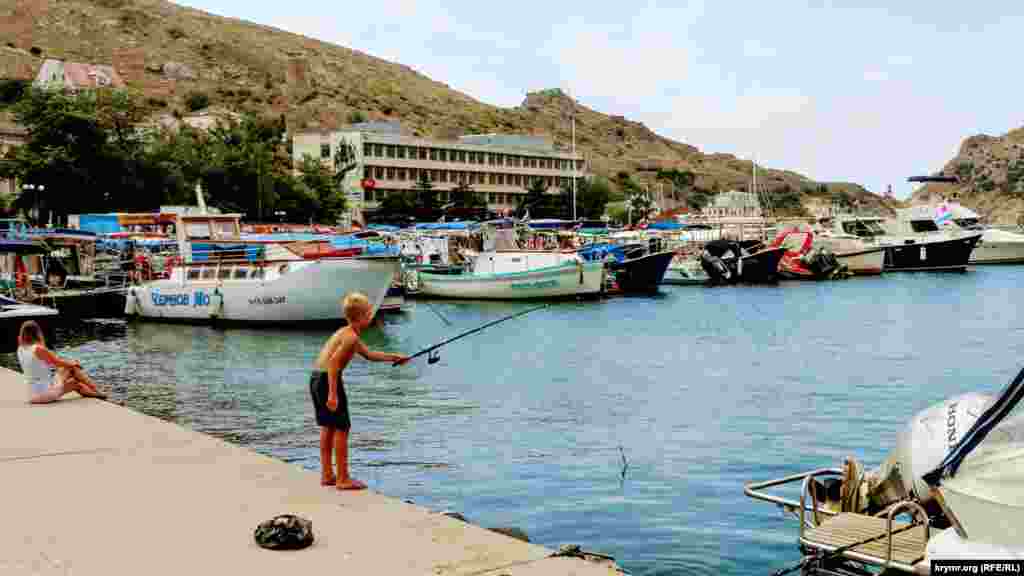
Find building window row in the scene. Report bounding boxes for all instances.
[363,166,570,189]
[365,189,521,205]
[362,142,583,171]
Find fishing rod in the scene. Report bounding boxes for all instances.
[396,303,549,366]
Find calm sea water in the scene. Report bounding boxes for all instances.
[4,267,1024,575]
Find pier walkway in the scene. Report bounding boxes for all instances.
[0,368,618,575]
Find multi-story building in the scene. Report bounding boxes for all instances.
[291,122,587,218]
[702,190,763,219]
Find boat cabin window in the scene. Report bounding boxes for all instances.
[217,267,232,280]
[187,268,201,280]
[250,268,265,279]
[955,218,981,229]
[201,267,216,280]
[214,221,236,237]
[233,267,248,279]
[186,222,210,239]
[909,219,940,233]
[842,220,886,237]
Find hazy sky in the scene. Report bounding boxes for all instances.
[176,1,1024,199]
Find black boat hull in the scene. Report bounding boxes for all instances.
[609,251,675,293]
[700,246,785,285]
[883,234,982,272]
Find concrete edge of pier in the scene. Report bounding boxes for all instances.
[0,367,620,575]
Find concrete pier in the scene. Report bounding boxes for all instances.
[0,368,620,575]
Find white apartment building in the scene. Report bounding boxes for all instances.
[702,190,764,219]
[291,122,586,216]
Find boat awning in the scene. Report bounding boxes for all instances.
[923,367,1024,486]
[0,239,47,254]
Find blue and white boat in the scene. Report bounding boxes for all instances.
[126,212,399,324]
[416,250,604,300]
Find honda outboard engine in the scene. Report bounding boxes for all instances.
[835,393,992,517]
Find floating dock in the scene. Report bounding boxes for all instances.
[0,367,619,575]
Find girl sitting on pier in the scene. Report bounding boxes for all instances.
[17,320,107,404]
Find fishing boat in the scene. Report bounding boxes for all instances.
[744,369,1024,575]
[125,212,400,324]
[699,239,784,285]
[825,214,981,272]
[577,242,675,293]
[416,250,604,300]
[0,238,60,351]
[769,228,849,280]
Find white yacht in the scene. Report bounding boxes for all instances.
[821,212,981,272]
[935,202,1024,264]
[126,212,399,324]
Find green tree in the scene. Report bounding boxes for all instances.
[412,172,439,212]
[377,190,414,219]
[561,176,611,219]
[517,177,549,217]
[293,154,347,223]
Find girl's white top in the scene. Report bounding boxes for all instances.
[17,344,52,400]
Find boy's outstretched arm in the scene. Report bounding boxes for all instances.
[354,339,408,364]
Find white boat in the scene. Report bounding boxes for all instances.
[1,295,59,352]
[745,373,1024,574]
[812,220,886,275]
[661,253,710,285]
[125,213,399,324]
[925,374,1024,558]
[934,202,1024,264]
[821,213,981,272]
[417,251,604,300]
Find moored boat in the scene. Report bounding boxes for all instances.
[699,240,784,285]
[769,228,848,280]
[577,242,675,293]
[744,369,1024,575]
[126,212,399,324]
[826,213,982,272]
[0,295,58,352]
[416,251,604,300]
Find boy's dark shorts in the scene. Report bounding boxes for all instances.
[309,371,350,431]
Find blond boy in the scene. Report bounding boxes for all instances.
[310,293,408,490]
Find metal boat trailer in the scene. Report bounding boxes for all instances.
[744,469,932,575]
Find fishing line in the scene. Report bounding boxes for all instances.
[396,304,549,366]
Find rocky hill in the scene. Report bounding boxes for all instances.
[912,127,1024,225]
[1,0,897,215]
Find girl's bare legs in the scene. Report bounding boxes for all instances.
[334,429,366,490]
[319,426,336,486]
[56,367,106,400]
[68,367,106,399]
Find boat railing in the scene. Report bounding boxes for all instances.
[743,468,844,529]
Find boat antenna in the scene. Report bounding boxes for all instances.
[396,304,549,366]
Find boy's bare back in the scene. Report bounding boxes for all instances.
[315,326,359,373]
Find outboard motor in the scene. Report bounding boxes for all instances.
[700,240,742,284]
[839,393,992,518]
